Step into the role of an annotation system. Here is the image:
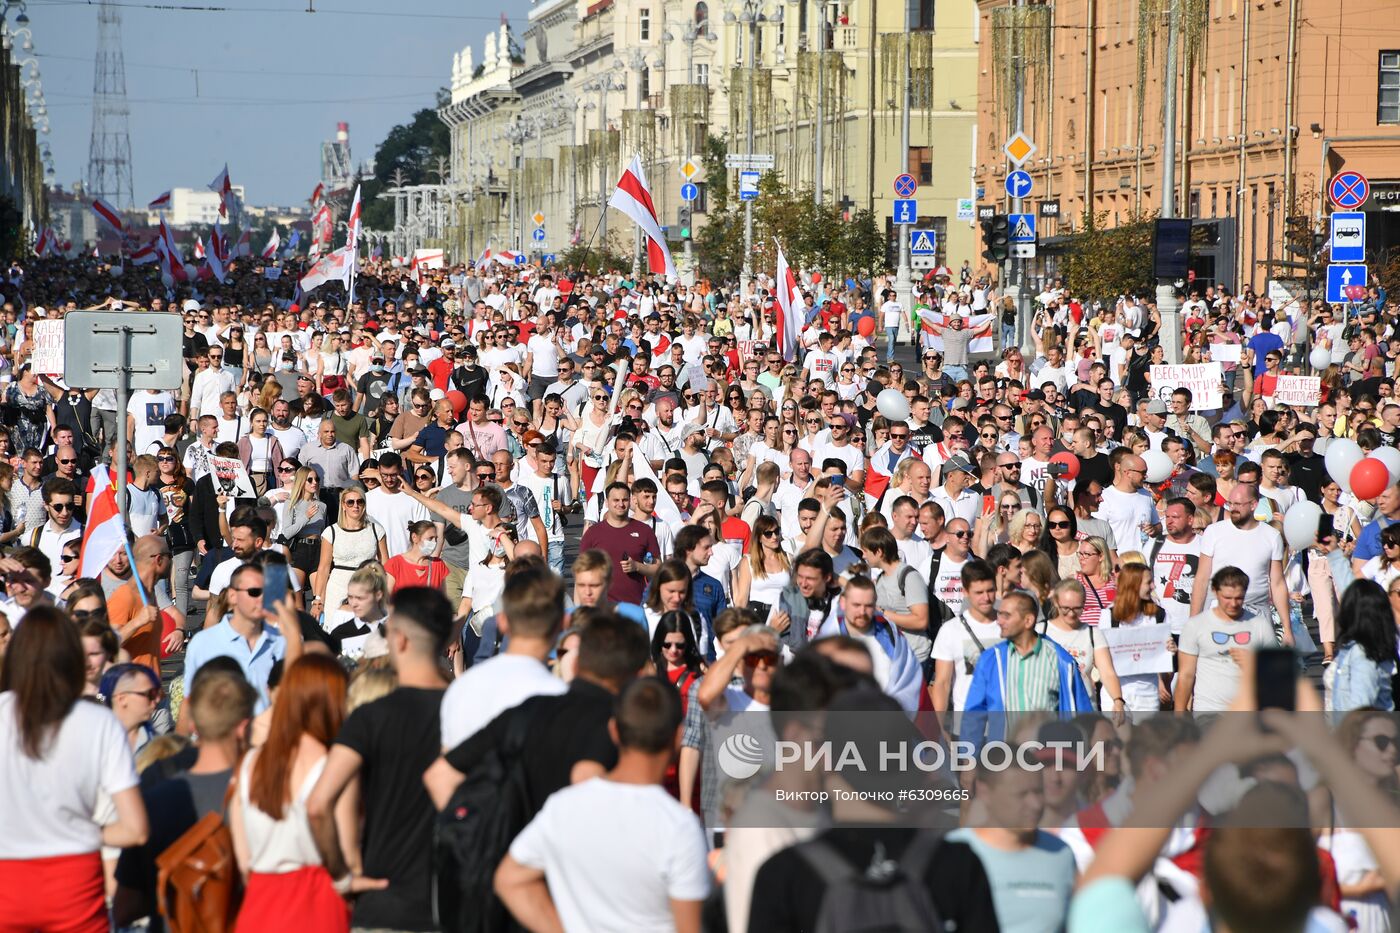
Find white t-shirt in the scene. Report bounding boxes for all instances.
[0,693,137,858]
[931,612,1002,711]
[509,778,711,933]
[439,654,567,750]
[208,548,303,597]
[802,350,840,386]
[1097,486,1158,555]
[1199,520,1284,611]
[880,300,903,327]
[1150,536,1202,635]
[931,555,968,619]
[272,425,306,460]
[812,441,862,477]
[364,488,431,557]
[526,333,561,379]
[127,391,176,456]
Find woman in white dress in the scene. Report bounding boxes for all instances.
[569,385,615,503]
[733,514,791,624]
[312,487,388,619]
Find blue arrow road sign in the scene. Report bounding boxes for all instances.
[514,254,527,265]
[531,228,546,242]
[1327,263,1368,303]
[893,173,918,198]
[894,199,917,225]
[1005,170,1033,199]
[1330,211,1366,263]
[1008,213,1036,242]
[680,182,699,202]
[910,229,937,255]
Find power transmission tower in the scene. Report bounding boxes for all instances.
[87,0,134,209]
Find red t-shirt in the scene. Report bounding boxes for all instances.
[428,357,454,390]
[384,555,450,594]
[579,519,662,604]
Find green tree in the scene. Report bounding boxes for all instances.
[360,88,452,231]
[1061,209,1159,306]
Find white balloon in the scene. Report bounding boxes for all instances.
[109,265,123,278]
[1309,345,1332,371]
[160,272,174,288]
[1282,500,1324,550]
[1325,439,1365,492]
[1143,448,1173,484]
[876,388,910,422]
[1374,447,1400,486]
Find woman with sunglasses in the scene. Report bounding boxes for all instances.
[155,448,197,616]
[1074,536,1116,627]
[1318,709,1400,932]
[222,326,247,386]
[279,467,327,581]
[1038,506,1080,577]
[972,492,1023,558]
[734,514,791,623]
[569,384,615,503]
[313,487,388,618]
[834,361,862,401]
[741,418,792,488]
[249,332,273,379]
[1323,580,1395,715]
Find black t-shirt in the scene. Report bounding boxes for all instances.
[334,685,445,932]
[183,329,209,363]
[1091,401,1128,438]
[445,678,618,817]
[746,827,998,933]
[1287,451,1328,504]
[453,364,489,399]
[1077,452,1113,492]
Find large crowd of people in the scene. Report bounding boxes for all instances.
[0,250,1399,933]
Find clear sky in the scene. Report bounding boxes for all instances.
[28,0,536,207]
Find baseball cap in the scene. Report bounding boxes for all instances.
[1144,399,1168,415]
[682,422,706,438]
[182,299,201,312]
[942,454,977,475]
[442,338,456,349]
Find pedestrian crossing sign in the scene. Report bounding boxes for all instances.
[910,229,936,256]
[1009,213,1036,243]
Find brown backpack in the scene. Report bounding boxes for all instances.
[155,799,242,933]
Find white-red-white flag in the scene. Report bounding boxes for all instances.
[309,182,324,208]
[210,220,229,262]
[207,240,227,283]
[346,184,362,252]
[607,154,677,282]
[208,163,232,217]
[147,190,171,210]
[193,238,206,260]
[234,229,252,259]
[300,245,354,293]
[261,229,280,260]
[34,228,51,257]
[91,198,125,233]
[774,241,802,361]
[79,466,125,580]
[130,242,159,265]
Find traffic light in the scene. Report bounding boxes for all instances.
[1285,215,1311,256]
[678,203,693,240]
[981,214,1009,262]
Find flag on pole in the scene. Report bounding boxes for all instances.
[309,205,333,258]
[284,229,302,256]
[210,220,229,262]
[346,184,362,251]
[147,190,171,210]
[91,198,125,233]
[299,246,354,294]
[234,229,252,259]
[207,242,227,283]
[208,163,232,217]
[309,182,324,208]
[34,228,51,257]
[130,242,158,265]
[156,217,189,282]
[607,154,677,282]
[79,466,125,580]
[193,238,206,260]
[774,241,802,361]
[260,229,280,260]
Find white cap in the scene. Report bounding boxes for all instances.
[429,388,446,401]
[182,299,201,312]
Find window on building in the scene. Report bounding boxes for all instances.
[641,67,651,100]
[640,7,651,41]
[1381,51,1400,123]
[695,63,710,86]
[695,1,708,26]
[908,146,932,185]
[914,0,934,30]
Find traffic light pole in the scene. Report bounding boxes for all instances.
[893,27,913,328]
[1155,0,1183,364]
[1009,0,1029,353]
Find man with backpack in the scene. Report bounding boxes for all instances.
[306,587,454,932]
[746,686,999,933]
[494,677,711,933]
[112,664,258,932]
[861,526,933,670]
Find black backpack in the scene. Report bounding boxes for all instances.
[795,834,946,933]
[433,705,537,933]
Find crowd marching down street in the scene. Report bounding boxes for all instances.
[8,175,1400,933]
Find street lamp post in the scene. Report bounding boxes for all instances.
[725,1,781,297]
[626,49,648,280]
[584,72,626,247]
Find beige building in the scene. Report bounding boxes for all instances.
[437,0,983,277]
[973,0,1400,293]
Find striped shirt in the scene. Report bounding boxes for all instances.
[1006,636,1061,712]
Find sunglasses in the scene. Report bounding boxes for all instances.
[57,458,75,466]
[157,456,176,463]
[70,607,105,623]
[119,688,161,703]
[950,530,972,538]
[61,552,79,562]
[343,498,366,507]
[1369,734,1398,753]
[1048,520,1071,529]
[592,394,609,401]
[235,587,264,597]
[661,641,687,652]
[49,502,73,512]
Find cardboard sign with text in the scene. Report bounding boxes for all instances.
[1273,375,1321,408]
[32,319,64,378]
[1151,362,1223,411]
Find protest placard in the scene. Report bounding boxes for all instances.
[32,320,64,377]
[1151,363,1223,411]
[209,455,256,500]
[1102,624,1174,677]
[1273,375,1321,408]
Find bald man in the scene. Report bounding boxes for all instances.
[1098,451,1159,555]
[105,534,182,671]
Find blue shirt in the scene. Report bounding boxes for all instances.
[1247,332,1284,375]
[1354,514,1398,564]
[182,617,287,712]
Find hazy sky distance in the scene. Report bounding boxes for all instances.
[28,0,537,206]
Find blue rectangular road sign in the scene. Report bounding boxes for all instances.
[739,171,760,201]
[1330,212,1366,263]
[893,199,917,225]
[910,229,937,255]
[1326,263,1367,303]
[1008,213,1036,242]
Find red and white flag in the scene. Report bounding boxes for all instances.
[207,240,227,283]
[234,229,252,259]
[309,182,324,208]
[91,198,125,233]
[79,466,125,580]
[346,184,362,252]
[309,204,333,258]
[774,241,802,361]
[34,227,51,257]
[156,218,189,282]
[210,220,229,262]
[130,242,159,265]
[300,245,354,293]
[260,229,280,260]
[147,190,171,210]
[607,154,677,282]
[208,163,232,217]
[193,238,206,260]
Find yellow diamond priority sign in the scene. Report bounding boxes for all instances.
[1002,132,1037,166]
[531,211,545,227]
[680,158,701,180]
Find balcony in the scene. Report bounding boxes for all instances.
[834,25,858,50]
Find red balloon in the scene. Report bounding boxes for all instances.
[1049,451,1080,481]
[1350,457,1390,501]
[446,390,468,419]
[856,316,876,337]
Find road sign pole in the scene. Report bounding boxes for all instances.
[894,27,913,337]
[1010,3,1028,354]
[115,328,129,516]
[1156,0,1183,364]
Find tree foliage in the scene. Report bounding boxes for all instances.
[1061,209,1160,306]
[359,89,452,231]
[694,135,885,284]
